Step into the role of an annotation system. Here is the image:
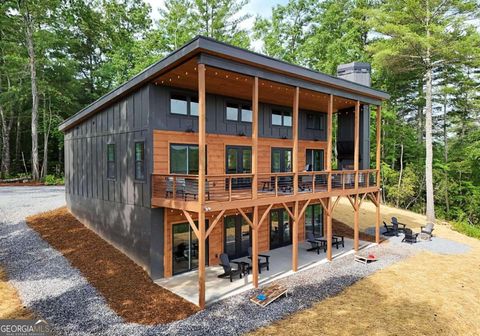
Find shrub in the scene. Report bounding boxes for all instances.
[451,221,480,240]
[43,175,64,185]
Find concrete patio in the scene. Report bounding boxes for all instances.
[155,238,372,305]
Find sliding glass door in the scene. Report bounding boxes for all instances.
[270,208,292,249]
[224,214,251,259]
[304,204,324,238]
[226,146,252,189]
[172,221,208,275]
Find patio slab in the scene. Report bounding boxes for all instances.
[155,238,371,305]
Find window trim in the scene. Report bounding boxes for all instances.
[225,101,252,123]
[169,93,199,117]
[169,143,207,175]
[106,143,116,180]
[271,109,292,127]
[306,148,325,171]
[134,140,146,181]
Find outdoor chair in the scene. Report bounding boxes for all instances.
[383,221,398,236]
[218,253,244,282]
[174,242,188,262]
[165,177,186,199]
[391,217,407,232]
[247,247,270,274]
[306,232,326,254]
[402,228,418,244]
[419,223,434,240]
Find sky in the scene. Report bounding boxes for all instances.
[144,0,289,50]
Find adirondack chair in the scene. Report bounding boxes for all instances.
[248,247,270,274]
[218,253,243,282]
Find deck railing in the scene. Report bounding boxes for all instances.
[152,169,379,203]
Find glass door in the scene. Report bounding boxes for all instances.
[304,204,324,238]
[270,208,292,249]
[226,146,252,189]
[224,214,251,259]
[172,221,208,275]
[271,148,293,192]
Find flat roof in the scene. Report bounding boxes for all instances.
[59,35,389,132]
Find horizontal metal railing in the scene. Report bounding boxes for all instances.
[152,169,380,203]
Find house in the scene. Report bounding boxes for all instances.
[59,36,389,308]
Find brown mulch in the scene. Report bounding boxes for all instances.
[332,219,382,243]
[0,182,45,186]
[26,207,199,325]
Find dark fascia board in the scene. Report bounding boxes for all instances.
[198,53,382,105]
[60,35,389,132]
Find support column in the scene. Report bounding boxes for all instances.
[375,105,382,244]
[293,87,299,195]
[292,201,299,271]
[252,77,259,200]
[252,206,259,288]
[354,100,360,190]
[197,63,206,309]
[354,196,359,251]
[327,95,333,192]
[326,198,333,261]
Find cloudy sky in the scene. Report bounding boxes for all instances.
[144,0,289,49]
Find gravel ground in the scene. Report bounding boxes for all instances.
[0,187,462,336]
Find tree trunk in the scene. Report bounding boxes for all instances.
[443,94,449,218]
[0,105,12,178]
[396,143,404,208]
[23,4,40,180]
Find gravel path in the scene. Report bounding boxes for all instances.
[0,187,460,335]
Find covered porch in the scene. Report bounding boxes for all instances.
[156,237,372,305]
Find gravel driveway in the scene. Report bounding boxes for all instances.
[0,187,460,336]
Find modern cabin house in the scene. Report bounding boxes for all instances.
[60,36,389,308]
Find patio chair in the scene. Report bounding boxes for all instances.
[218,253,244,282]
[402,228,418,244]
[174,242,188,262]
[383,221,398,236]
[247,247,270,274]
[391,217,407,232]
[419,223,434,240]
[306,232,325,254]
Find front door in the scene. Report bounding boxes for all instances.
[270,208,292,249]
[172,221,208,275]
[224,214,251,259]
[226,146,252,189]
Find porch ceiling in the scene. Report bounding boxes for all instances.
[153,59,358,113]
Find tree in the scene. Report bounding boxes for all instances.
[368,0,480,223]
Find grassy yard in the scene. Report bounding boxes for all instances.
[250,204,480,336]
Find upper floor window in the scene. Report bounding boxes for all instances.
[170,144,207,174]
[306,149,324,171]
[135,141,145,180]
[272,110,292,127]
[170,94,198,116]
[306,113,324,130]
[226,102,252,122]
[107,143,116,179]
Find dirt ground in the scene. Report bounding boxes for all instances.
[0,268,33,319]
[26,207,199,325]
[250,205,480,336]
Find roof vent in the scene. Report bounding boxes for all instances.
[336,62,371,87]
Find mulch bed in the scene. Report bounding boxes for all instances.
[333,219,380,243]
[0,182,46,187]
[26,207,199,325]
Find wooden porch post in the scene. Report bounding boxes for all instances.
[197,63,207,309]
[326,198,333,261]
[252,77,259,287]
[375,105,382,244]
[325,94,333,237]
[353,101,360,252]
[354,195,359,251]
[292,87,299,271]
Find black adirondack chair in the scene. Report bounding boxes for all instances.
[306,232,326,254]
[218,253,243,282]
[402,228,418,244]
[247,247,270,274]
[391,217,407,232]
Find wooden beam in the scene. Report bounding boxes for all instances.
[358,192,368,209]
[205,209,225,238]
[252,206,259,287]
[281,202,294,220]
[354,194,359,251]
[346,194,356,210]
[238,207,254,229]
[318,198,330,216]
[376,105,382,188]
[197,63,206,309]
[354,100,360,190]
[293,87,299,195]
[298,198,312,219]
[376,191,381,244]
[182,210,199,238]
[332,195,342,212]
[252,77,259,200]
[292,201,299,271]
[258,204,273,229]
[326,198,333,261]
[327,95,333,192]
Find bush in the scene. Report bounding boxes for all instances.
[43,175,64,185]
[451,221,480,240]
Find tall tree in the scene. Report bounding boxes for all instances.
[368,0,480,223]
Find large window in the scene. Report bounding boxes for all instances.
[170,144,199,174]
[135,141,145,180]
[170,94,199,116]
[272,110,292,127]
[107,143,116,179]
[226,102,252,122]
[306,113,324,130]
[271,148,292,173]
[304,204,323,238]
[306,149,324,171]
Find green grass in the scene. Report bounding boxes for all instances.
[451,221,480,239]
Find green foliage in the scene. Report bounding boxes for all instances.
[451,221,480,240]
[43,174,63,185]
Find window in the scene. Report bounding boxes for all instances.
[170,144,206,174]
[306,113,324,130]
[170,94,199,116]
[305,204,323,238]
[271,148,292,172]
[107,143,116,179]
[135,141,145,180]
[225,102,252,122]
[272,110,292,127]
[306,149,324,171]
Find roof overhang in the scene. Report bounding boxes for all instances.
[59,36,389,132]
